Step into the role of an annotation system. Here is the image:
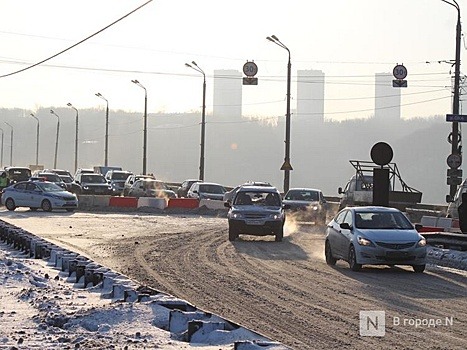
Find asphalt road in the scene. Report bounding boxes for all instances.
[1,209,466,349]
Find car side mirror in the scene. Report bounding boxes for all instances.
[338,187,343,194]
[193,190,198,194]
[75,181,80,184]
[445,194,452,203]
[224,202,231,208]
[414,223,423,232]
[340,222,352,230]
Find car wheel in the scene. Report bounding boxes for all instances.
[325,240,337,266]
[41,199,52,212]
[348,245,362,271]
[275,226,284,242]
[413,264,425,273]
[66,208,75,212]
[5,198,16,211]
[228,227,238,241]
[30,207,38,212]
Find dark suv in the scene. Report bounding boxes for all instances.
[224,185,288,242]
[74,173,112,195]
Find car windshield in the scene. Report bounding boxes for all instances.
[234,191,281,207]
[111,172,131,180]
[60,176,73,183]
[145,181,168,190]
[36,182,64,192]
[354,211,413,230]
[40,174,61,182]
[199,184,226,194]
[81,175,106,184]
[285,190,319,201]
[8,168,31,179]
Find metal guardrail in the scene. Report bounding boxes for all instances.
[422,232,467,251]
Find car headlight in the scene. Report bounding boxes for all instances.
[417,238,427,247]
[232,212,243,219]
[269,213,283,220]
[83,186,89,190]
[357,236,373,246]
[312,205,318,211]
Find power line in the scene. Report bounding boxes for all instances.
[0,0,153,79]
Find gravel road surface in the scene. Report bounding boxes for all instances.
[1,209,466,349]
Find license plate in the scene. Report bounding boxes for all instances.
[386,251,408,258]
[246,220,265,225]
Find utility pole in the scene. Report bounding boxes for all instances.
[442,0,462,199]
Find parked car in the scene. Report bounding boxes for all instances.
[123,174,156,196]
[73,173,113,195]
[104,170,133,196]
[324,206,427,272]
[223,181,272,204]
[224,185,287,242]
[127,179,176,199]
[177,179,202,198]
[32,172,67,190]
[57,174,82,194]
[73,168,94,179]
[282,188,328,224]
[1,180,78,212]
[446,178,467,219]
[187,182,226,201]
[43,169,74,179]
[4,166,31,185]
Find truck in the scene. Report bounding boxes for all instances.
[338,160,422,211]
[93,166,122,177]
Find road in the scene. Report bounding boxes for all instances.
[1,209,466,349]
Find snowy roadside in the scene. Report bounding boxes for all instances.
[427,246,467,271]
[0,236,288,350]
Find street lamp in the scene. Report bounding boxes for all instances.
[4,122,13,166]
[67,103,79,173]
[185,61,206,181]
[95,92,109,166]
[0,127,3,167]
[131,79,148,175]
[441,0,462,199]
[267,34,293,194]
[30,113,40,166]
[50,109,61,169]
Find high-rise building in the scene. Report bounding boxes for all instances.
[213,69,242,120]
[375,73,401,121]
[296,69,325,123]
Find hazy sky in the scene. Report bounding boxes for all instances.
[0,0,465,120]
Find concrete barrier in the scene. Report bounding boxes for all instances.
[137,197,167,209]
[94,195,111,208]
[109,196,137,208]
[168,198,199,209]
[199,199,226,210]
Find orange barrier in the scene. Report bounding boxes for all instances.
[109,196,138,208]
[416,226,443,233]
[167,198,199,209]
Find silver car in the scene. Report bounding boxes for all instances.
[325,206,427,273]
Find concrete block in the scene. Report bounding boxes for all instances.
[421,216,438,227]
[169,310,211,334]
[188,320,225,342]
[199,199,226,210]
[93,195,111,208]
[137,197,167,209]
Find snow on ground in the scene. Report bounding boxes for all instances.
[0,241,288,350]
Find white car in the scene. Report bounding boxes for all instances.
[187,182,226,201]
[1,180,78,212]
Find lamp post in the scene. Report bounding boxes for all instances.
[267,34,292,194]
[50,109,61,169]
[4,122,13,166]
[0,127,3,167]
[95,93,109,166]
[29,113,40,166]
[131,80,148,175]
[67,103,79,173]
[441,0,462,199]
[185,61,206,181]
